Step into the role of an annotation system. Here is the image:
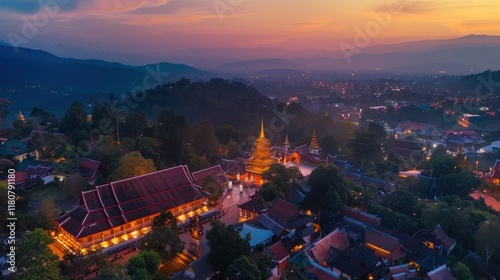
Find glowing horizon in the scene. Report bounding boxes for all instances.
[0,0,499,60]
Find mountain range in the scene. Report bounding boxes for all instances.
[164,35,500,75]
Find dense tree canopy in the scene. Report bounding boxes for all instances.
[302,164,347,215]
[225,256,262,280]
[206,221,251,274]
[139,226,185,261]
[112,151,156,181]
[17,229,61,280]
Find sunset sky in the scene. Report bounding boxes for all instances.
[1,0,499,61]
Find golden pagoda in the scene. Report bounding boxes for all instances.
[17,111,25,122]
[246,118,276,175]
[309,128,320,154]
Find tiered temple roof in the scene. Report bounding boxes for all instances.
[309,128,320,150]
[56,165,207,239]
[246,118,275,175]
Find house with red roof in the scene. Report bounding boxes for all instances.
[364,228,407,264]
[426,264,454,280]
[74,157,100,184]
[54,165,209,252]
[257,198,316,243]
[486,159,500,185]
[191,165,228,189]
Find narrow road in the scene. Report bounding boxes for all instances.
[471,191,500,211]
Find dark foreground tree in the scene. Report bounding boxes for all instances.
[127,250,161,280]
[225,256,262,280]
[17,228,61,280]
[139,226,185,261]
[206,221,251,274]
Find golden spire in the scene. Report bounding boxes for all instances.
[260,117,265,138]
[284,132,290,146]
[246,118,276,175]
[310,128,320,150]
[17,110,25,122]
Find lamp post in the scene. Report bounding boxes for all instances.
[476,160,479,172]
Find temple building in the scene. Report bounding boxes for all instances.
[246,119,276,182]
[54,165,212,253]
[294,129,322,164]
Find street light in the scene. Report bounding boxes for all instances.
[476,161,479,172]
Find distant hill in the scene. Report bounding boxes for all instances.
[161,35,500,74]
[0,45,209,121]
[0,45,206,92]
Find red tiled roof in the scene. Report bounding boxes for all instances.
[432,224,456,254]
[191,165,227,188]
[341,206,381,227]
[364,228,401,255]
[306,266,339,280]
[57,165,208,239]
[75,157,100,180]
[266,198,300,221]
[26,165,55,177]
[312,229,350,263]
[269,241,290,261]
[14,171,30,183]
[398,122,436,131]
[427,265,454,280]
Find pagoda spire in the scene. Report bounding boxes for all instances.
[246,118,276,176]
[17,110,25,122]
[260,117,265,138]
[284,132,290,146]
[309,128,320,154]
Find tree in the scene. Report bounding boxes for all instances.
[383,189,419,216]
[202,175,225,205]
[206,221,251,274]
[348,131,381,166]
[95,263,131,280]
[262,164,298,192]
[259,182,285,202]
[127,250,161,280]
[451,262,474,280]
[60,101,88,137]
[39,197,59,230]
[61,247,108,279]
[139,226,185,261]
[28,132,69,160]
[475,220,500,268]
[224,256,262,280]
[17,228,61,280]
[366,122,386,142]
[0,97,10,120]
[440,169,481,197]
[63,173,90,202]
[320,135,339,158]
[189,120,221,162]
[303,164,347,215]
[112,151,156,181]
[152,211,177,231]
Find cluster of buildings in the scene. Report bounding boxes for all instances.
[259,205,456,280]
